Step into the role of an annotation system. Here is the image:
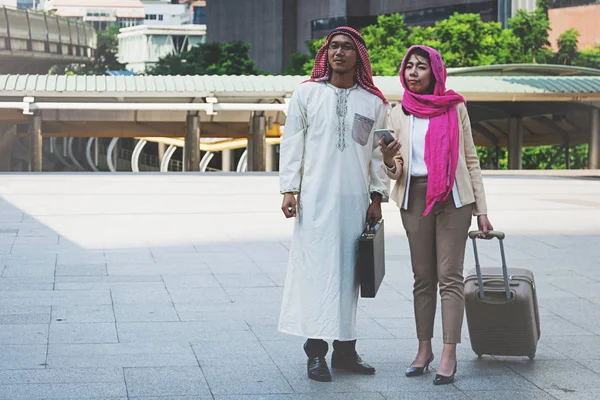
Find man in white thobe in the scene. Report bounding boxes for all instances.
[278,26,390,382]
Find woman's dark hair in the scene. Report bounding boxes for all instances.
[402,47,437,115]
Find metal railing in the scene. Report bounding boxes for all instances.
[0,6,96,59]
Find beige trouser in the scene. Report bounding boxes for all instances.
[400,177,473,344]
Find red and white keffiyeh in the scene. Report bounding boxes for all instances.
[306,26,388,105]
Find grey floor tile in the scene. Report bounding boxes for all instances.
[462,389,556,400]
[0,382,126,399]
[51,305,115,324]
[47,343,198,368]
[117,321,254,343]
[0,324,48,345]
[507,360,600,392]
[0,290,112,307]
[56,252,105,266]
[131,397,212,400]
[383,392,469,400]
[546,389,600,399]
[0,345,47,369]
[55,264,107,276]
[49,323,118,344]
[0,277,54,290]
[0,367,123,384]
[169,287,232,305]
[124,367,210,397]
[214,273,277,288]
[192,339,267,363]
[114,304,179,322]
[161,274,222,289]
[0,305,51,324]
[453,374,542,392]
[111,288,172,305]
[1,264,56,278]
[201,359,293,395]
[542,336,600,359]
[215,395,386,400]
[579,359,600,374]
[106,263,211,276]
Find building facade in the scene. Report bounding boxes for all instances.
[548,1,600,50]
[117,24,206,72]
[142,0,193,25]
[45,0,145,30]
[207,0,537,74]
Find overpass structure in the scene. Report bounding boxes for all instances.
[0,6,96,73]
[0,71,599,172]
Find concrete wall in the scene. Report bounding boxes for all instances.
[295,0,346,52]
[207,0,286,74]
[548,4,600,50]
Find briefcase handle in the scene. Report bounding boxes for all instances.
[362,219,383,239]
[468,230,511,301]
[365,218,382,231]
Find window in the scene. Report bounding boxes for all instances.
[193,6,206,24]
[551,1,600,8]
[145,14,157,20]
[159,15,164,21]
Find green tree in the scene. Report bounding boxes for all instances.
[145,41,262,75]
[49,25,125,75]
[361,14,410,75]
[508,8,551,63]
[575,44,600,69]
[283,52,311,75]
[432,13,524,67]
[536,0,552,14]
[556,28,580,65]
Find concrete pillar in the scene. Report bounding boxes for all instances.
[184,112,200,172]
[248,112,266,172]
[221,149,232,172]
[0,124,17,171]
[266,144,276,172]
[28,112,42,172]
[158,142,166,164]
[508,117,523,170]
[589,107,600,169]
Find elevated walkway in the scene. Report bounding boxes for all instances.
[0,6,96,73]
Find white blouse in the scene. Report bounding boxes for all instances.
[402,115,462,210]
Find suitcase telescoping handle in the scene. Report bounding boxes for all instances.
[468,230,511,300]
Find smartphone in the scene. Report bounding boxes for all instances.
[374,129,395,145]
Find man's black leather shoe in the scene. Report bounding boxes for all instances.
[331,351,376,374]
[307,356,332,382]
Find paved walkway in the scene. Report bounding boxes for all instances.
[0,172,599,400]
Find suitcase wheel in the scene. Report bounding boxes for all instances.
[528,354,535,360]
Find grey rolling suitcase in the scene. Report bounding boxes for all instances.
[464,231,540,360]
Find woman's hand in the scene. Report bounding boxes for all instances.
[477,215,494,238]
[379,134,401,168]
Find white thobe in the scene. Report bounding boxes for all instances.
[278,81,390,340]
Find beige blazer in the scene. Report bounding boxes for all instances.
[386,103,488,216]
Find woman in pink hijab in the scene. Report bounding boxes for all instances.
[379,46,493,385]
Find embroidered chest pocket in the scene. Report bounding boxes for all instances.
[352,113,375,146]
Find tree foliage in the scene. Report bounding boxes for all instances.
[508,8,551,63]
[49,25,125,75]
[145,41,262,75]
[556,28,580,65]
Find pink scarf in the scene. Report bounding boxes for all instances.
[399,45,465,216]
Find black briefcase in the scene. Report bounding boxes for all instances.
[357,219,385,298]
